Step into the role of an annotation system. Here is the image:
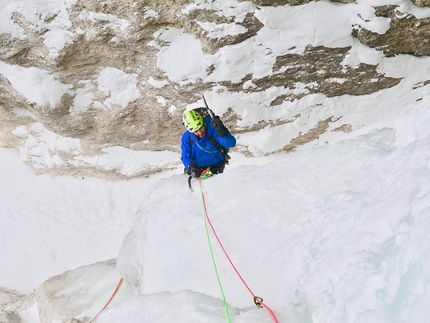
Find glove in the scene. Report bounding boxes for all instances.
[211,116,223,129]
[211,116,228,137]
[188,163,202,178]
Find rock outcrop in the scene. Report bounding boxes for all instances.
[352,5,430,57]
[0,288,34,323]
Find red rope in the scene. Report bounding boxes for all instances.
[199,178,279,322]
[89,277,123,323]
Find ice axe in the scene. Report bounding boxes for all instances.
[202,94,215,118]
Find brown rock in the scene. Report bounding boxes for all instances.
[352,5,430,57]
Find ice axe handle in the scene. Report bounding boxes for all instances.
[207,108,215,118]
[202,94,215,118]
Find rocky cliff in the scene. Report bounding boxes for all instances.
[1,0,429,179]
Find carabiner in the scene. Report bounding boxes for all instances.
[253,296,264,308]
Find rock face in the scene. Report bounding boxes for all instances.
[242,0,356,5]
[411,0,430,6]
[0,1,429,178]
[250,45,400,99]
[0,287,33,323]
[352,5,430,57]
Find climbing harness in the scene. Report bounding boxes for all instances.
[198,177,280,323]
[88,277,123,323]
[188,167,212,192]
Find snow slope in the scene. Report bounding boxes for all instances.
[2,0,430,322]
[31,118,430,322]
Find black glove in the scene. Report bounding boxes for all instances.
[188,163,202,178]
[211,116,228,137]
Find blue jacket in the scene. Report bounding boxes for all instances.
[181,117,236,170]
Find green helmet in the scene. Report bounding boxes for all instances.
[183,110,203,132]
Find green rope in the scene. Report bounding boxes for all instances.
[200,179,231,323]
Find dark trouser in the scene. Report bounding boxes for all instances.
[184,164,225,175]
[208,165,225,174]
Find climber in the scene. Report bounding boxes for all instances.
[181,108,236,177]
